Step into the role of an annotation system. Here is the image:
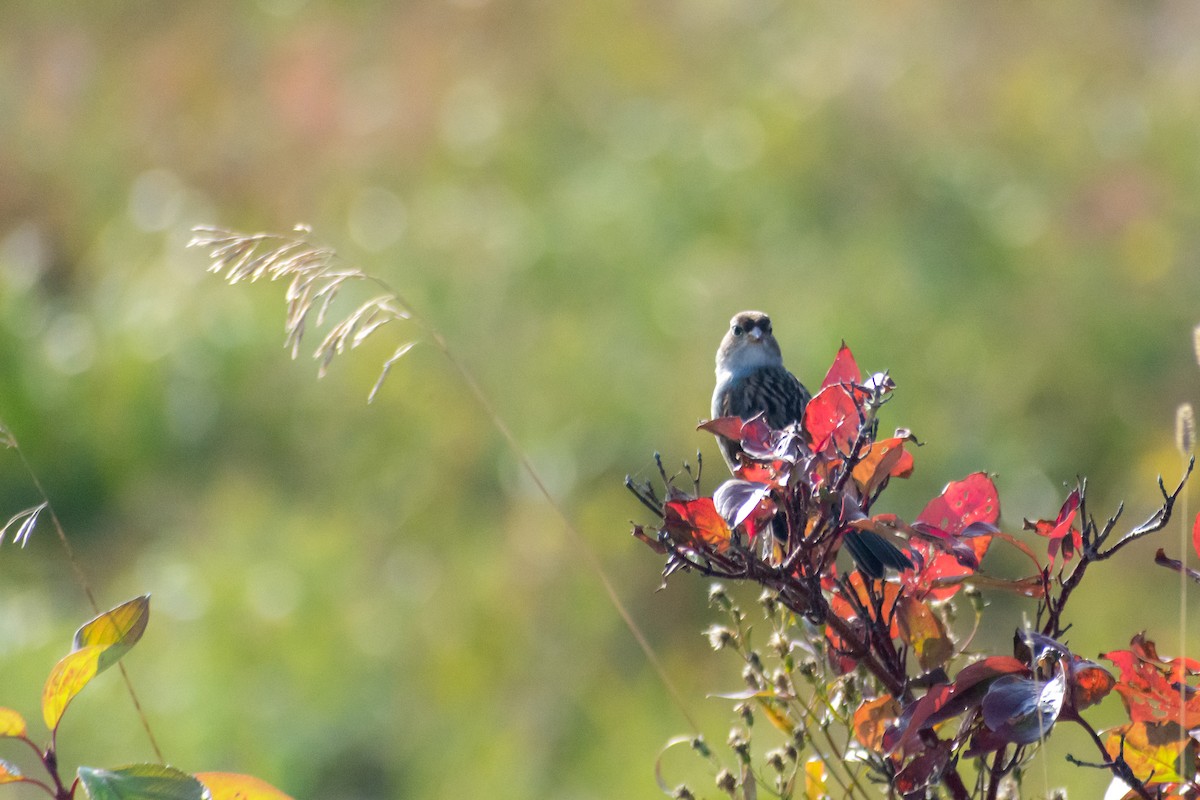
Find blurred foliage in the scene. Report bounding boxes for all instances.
[0,1,1199,798]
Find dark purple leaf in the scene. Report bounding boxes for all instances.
[981,672,1065,745]
[713,480,772,530]
[1013,630,1072,664]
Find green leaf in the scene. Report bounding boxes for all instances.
[77,764,208,800]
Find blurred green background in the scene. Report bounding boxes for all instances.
[1,1,1199,797]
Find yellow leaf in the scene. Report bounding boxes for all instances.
[757,699,796,737]
[75,599,151,657]
[0,708,26,738]
[196,772,295,800]
[1105,722,1186,784]
[42,646,102,730]
[896,596,954,671]
[804,758,828,800]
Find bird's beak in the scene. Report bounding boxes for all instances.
[749,328,763,341]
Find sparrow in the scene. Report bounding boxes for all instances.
[711,310,912,578]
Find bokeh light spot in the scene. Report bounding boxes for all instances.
[1121,216,1174,285]
[0,221,48,291]
[440,78,503,161]
[245,562,303,622]
[702,109,765,171]
[43,311,96,375]
[128,169,186,233]
[348,186,407,252]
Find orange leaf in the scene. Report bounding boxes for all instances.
[0,759,21,784]
[852,695,899,753]
[852,436,915,495]
[829,573,901,639]
[896,596,953,670]
[42,646,102,730]
[1070,659,1116,710]
[0,709,26,739]
[663,497,732,552]
[196,772,295,800]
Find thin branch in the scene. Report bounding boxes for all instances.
[1103,460,1193,556]
[0,427,164,762]
[1066,716,1157,800]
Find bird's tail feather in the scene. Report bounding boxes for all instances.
[844,530,913,579]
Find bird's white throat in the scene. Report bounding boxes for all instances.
[715,343,781,385]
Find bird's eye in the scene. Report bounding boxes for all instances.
[732,325,744,336]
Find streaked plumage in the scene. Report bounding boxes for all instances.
[710,310,911,578]
[711,311,810,469]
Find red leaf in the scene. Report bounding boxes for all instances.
[917,473,1000,535]
[804,385,861,455]
[904,657,1029,735]
[888,683,955,756]
[1103,634,1200,727]
[903,537,991,602]
[907,475,999,601]
[1025,489,1082,567]
[954,657,1029,691]
[697,416,745,441]
[1155,548,1200,585]
[909,522,984,570]
[1193,512,1200,561]
[1048,490,1080,539]
[821,342,862,390]
[893,740,950,795]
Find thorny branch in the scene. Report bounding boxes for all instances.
[1040,461,1193,638]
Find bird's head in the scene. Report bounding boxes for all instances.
[715,310,784,379]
